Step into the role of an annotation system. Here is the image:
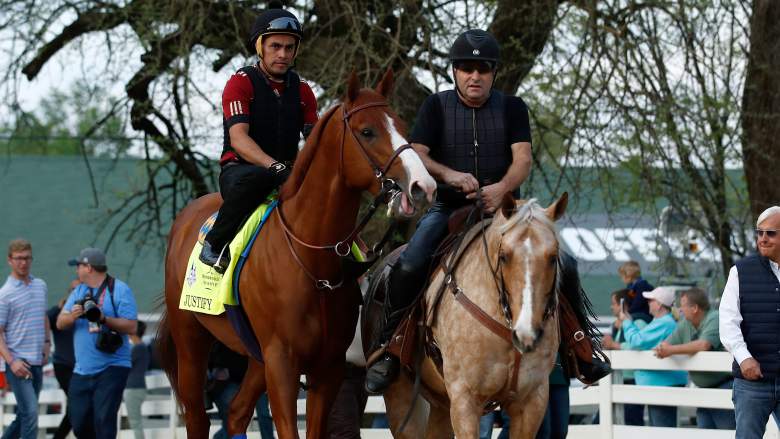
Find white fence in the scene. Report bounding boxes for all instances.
[0,350,776,438]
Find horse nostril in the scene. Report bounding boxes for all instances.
[410,182,425,203]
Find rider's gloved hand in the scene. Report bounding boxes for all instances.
[269,161,291,186]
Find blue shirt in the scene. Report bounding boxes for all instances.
[0,275,48,366]
[623,313,688,386]
[64,277,138,375]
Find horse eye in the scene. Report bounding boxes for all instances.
[360,128,374,138]
[498,252,508,262]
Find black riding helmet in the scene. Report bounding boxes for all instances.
[449,29,500,69]
[249,4,303,57]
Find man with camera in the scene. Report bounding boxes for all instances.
[57,248,138,439]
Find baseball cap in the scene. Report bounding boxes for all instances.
[67,247,107,267]
[642,286,676,307]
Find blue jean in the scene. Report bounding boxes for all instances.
[396,202,455,272]
[2,365,43,439]
[733,377,780,439]
[623,378,645,426]
[697,379,735,429]
[648,404,677,427]
[68,366,130,439]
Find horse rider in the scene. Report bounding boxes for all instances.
[365,29,611,394]
[199,4,318,272]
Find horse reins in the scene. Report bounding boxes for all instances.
[275,101,413,290]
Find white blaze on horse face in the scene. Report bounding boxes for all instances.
[514,238,536,344]
[383,115,436,202]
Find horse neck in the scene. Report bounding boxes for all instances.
[281,133,361,244]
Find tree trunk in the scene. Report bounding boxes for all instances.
[741,0,780,221]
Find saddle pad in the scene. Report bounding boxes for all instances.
[179,200,277,315]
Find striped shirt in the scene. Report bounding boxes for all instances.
[0,275,48,366]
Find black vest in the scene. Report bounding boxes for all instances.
[221,66,304,164]
[734,254,780,380]
[435,90,511,188]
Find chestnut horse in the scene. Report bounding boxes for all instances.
[157,70,436,439]
[368,194,568,439]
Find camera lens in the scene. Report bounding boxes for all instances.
[83,299,102,322]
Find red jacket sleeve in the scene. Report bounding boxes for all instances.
[222,71,253,128]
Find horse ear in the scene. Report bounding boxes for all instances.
[499,192,516,220]
[346,70,361,103]
[546,192,569,221]
[375,68,394,98]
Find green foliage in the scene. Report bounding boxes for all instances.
[0,81,130,156]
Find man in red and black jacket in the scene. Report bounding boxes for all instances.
[200,4,318,272]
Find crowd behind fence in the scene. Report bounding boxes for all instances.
[1,350,777,438]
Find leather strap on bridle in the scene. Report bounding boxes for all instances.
[276,100,413,290]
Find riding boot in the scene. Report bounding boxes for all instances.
[199,237,231,273]
[365,263,426,394]
[558,252,612,385]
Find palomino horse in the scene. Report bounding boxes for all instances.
[366,193,568,438]
[157,70,436,439]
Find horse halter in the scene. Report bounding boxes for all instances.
[276,100,413,290]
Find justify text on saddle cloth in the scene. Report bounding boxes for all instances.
[179,200,367,315]
[179,203,274,315]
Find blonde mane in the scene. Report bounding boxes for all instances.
[498,198,556,236]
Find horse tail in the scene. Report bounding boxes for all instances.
[155,309,182,408]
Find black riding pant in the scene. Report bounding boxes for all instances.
[205,163,279,249]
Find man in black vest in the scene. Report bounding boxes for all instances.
[199,4,318,272]
[365,29,610,394]
[720,205,780,438]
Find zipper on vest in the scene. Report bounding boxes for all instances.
[472,108,480,183]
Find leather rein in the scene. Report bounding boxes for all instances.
[275,101,412,290]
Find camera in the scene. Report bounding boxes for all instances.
[76,295,102,322]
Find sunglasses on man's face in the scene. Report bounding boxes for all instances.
[455,61,494,74]
[755,229,778,238]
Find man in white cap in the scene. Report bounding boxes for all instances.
[616,286,688,427]
[720,205,780,438]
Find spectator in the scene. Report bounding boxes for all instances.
[720,205,780,438]
[205,342,274,439]
[124,320,150,439]
[618,261,653,323]
[655,287,734,429]
[57,247,138,439]
[0,238,50,439]
[617,286,687,427]
[602,288,647,426]
[48,279,79,439]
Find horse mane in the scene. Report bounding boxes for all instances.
[279,105,340,200]
[498,198,556,236]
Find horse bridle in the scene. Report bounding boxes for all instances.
[276,100,413,290]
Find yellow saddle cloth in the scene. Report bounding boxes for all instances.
[179,201,276,315]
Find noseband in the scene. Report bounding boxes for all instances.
[276,100,413,290]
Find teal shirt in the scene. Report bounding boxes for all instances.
[616,319,647,381]
[667,310,731,388]
[623,313,688,386]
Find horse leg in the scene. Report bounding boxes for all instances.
[505,385,549,439]
[303,363,344,439]
[264,347,302,439]
[172,311,215,439]
[424,403,454,439]
[447,384,481,439]
[227,358,267,436]
[385,373,430,439]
